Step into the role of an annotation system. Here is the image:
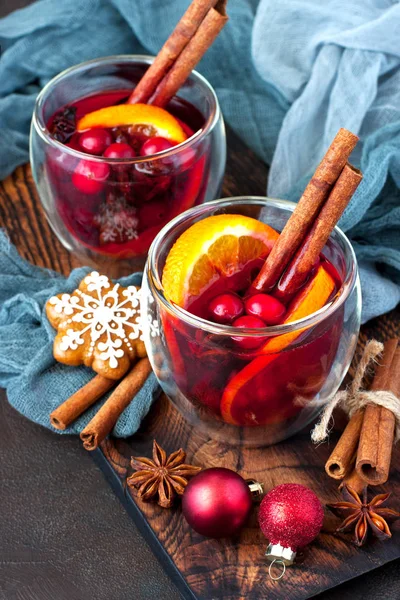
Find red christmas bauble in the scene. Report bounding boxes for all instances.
[258,483,324,551]
[182,468,252,538]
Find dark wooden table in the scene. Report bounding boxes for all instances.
[0,124,399,599]
[0,0,32,18]
[1,3,400,595]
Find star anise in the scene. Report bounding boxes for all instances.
[327,484,400,546]
[127,440,202,508]
[50,106,77,143]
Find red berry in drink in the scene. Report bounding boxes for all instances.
[208,293,244,324]
[78,129,112,155]
[72,160,110,194]
[244,293,286,325]
[232,315,267,350]
[140,137,174,156]
[103,142,136,159]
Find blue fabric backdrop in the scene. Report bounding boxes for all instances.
[0,230,160,436]
[0,0,399,323]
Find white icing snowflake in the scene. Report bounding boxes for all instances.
[127,313,160,343]
[48,271,148,370]
[122,286,141,309]
[140,313,160,338]
[127,315,144,342]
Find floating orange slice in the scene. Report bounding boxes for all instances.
[162,214,279,308]
[221,265,336,425]
[77,104,187,144]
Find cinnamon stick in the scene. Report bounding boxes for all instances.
[356,339,400,485]
[325,409,364,480]
[251,129,359,293]
[339,469,366,495]
[150,2,227,107]
[275,163,362,300]
[128,0,228,107]
[50,375,116,430]
[80,358,152,451]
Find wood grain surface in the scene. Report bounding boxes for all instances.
[97,398,400,600]
[1,127,399,600]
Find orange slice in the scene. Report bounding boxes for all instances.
[260,264,336,354]
[77,104,187,143]
[221,265,336,425]
[162,214,279,308]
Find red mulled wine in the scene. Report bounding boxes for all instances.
[46,90,207,258]
[164,256,343,428]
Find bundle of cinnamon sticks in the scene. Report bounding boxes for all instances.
[326,339,400,492]
[128,0,228,107]
[50,358,152,451]
[250,128,362,298]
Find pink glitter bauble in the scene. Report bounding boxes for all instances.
[182,468,252,538]
[258,483,324,550]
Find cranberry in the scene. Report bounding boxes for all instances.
[244,293,286,325]
[72,160,110,194]
[103,142,136,159]
[79,129,112,155]
[208,293,244,324]
[140,137,174,156]
[232,315,267,350]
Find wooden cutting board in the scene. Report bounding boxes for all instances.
[94,401,400,600]
[1,127,399,600]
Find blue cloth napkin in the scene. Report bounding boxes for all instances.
[0,231,159,435]
[0,0,399,324]
[253,0,400,322]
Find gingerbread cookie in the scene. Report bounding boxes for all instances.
[46,271,150,380]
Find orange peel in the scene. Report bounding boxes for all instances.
[162,214,279,308]
[77,104,187,144]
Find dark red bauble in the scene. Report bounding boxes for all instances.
[182,468,252,538]
[258,483,324,551]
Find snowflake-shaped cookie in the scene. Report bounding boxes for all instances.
[46,271,150,380]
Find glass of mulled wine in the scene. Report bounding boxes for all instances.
[141,197,361,446]
[30,56,226,276]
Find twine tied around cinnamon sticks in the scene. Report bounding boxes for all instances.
[313,338,400,491]
[312,340,400,444]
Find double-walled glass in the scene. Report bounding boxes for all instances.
[141,197,361,446]
[30,56,226,277]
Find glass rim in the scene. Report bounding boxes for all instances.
[31,54,221,164]
[146,196,359,337]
